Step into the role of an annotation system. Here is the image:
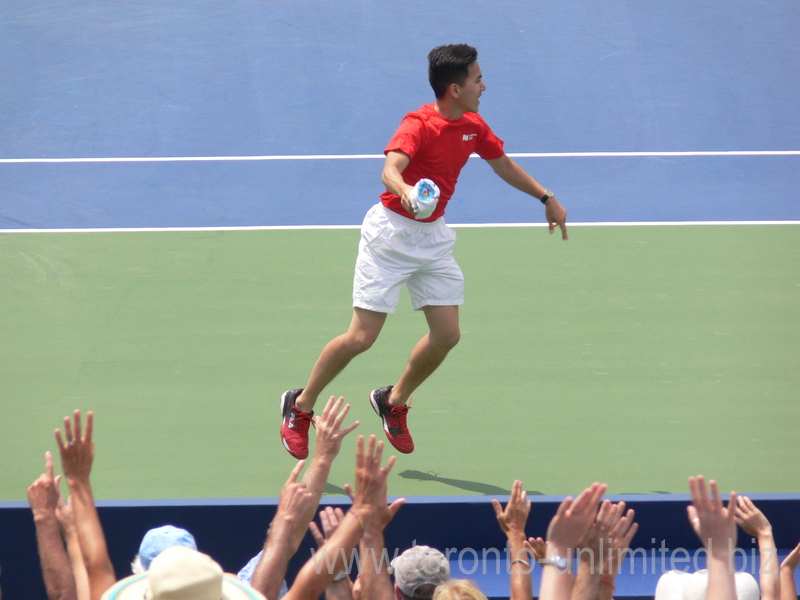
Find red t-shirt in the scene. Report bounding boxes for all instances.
[380,103,505,222]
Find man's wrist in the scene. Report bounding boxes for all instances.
[362,527,385,543]
[756,529,774,542]
[577,557,598,575]
[708,548,733,563]
[544,540,569,557]
[311,446,338,464]
[539,541,571,571]
[505,529,526,544]
[601,569,618,582]
[32,511,58,524]
[65,474,91,487]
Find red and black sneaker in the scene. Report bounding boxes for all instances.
[369,386,414,454]
[280,389,315,459]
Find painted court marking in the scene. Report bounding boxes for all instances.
[2,221,798,234]
[0,150,798,164]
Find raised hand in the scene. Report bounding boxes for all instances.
[525,537,546,562]
[351,435,396,527]
[687,476,737,555]
[493,480,531,537]
[27,451,61,520]
[310,506,347,546]
[687,476,737,600]
[53,409,116,600]
[603,504,638,576]
[494,480,534,600]
[314,396,360,460]
[547,483,607,555]
[55,410,94,482]
[734,496,772,538]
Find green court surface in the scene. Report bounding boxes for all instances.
[2,225,798,502]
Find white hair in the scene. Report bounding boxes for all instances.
[131,554,145,574]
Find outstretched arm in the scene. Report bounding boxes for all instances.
[55,410,116,600]
[688,476,737,600]
[357,488,405,600]
[251,460,314,600]
[309,508,356,600]
[599,504,638,600]
[28,451,78,600]
[493,480,533,600]
[284,435,396,600]
[55,492,90,600]
[486,154,568,240]
[780,541,800,600]
[570,500,616,600]
[540,483,607,600]
[735,496,780,600]
[294,397,360,547]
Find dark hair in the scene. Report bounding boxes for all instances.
[401,583,437,600]
[428,44,478,98]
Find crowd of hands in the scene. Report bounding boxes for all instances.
[27,396,800,600]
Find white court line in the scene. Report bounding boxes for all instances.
[0,151,798,164]
[2,221,798,234]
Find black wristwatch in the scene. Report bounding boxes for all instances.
[540,189,554,204]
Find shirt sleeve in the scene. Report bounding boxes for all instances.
[475,119,505,161]
[383,114,426,160]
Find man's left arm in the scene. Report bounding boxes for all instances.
[486,154,568,240]
[28,451,79,600]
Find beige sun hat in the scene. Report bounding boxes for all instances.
[101,546,266,600]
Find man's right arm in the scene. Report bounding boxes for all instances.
[55,411,117,600]
[381,151,415,214]
[28,452,78,600]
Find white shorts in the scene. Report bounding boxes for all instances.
[353,203,464,313]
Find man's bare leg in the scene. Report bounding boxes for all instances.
[388,305,460,406]
[295,307,387,413]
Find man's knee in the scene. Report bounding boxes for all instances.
[342,328,379,354]
[433,327,460,351]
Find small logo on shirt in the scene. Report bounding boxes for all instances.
[462,133,477,142]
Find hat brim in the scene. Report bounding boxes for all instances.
[101,573,266,600]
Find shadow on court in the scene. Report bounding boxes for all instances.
[400,470,544,496]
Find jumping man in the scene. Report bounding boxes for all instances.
[280,44,568,458]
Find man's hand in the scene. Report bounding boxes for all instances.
[55,491,77,535]
[494,480,534,600]
[783,541,800,571]
[55,410,94,482]
[53,409,116,599]
[781,541,800,600]
[314,396,360,461]
[351,435,396,528]
[27,451,61,521]
[546,483,607,555]
[277,460,314,546]
[525,537,546,562]
[603,505,638,576]
[687,476,737,557]
[734,496,772,538]
[492,480,531,538]
[545,196,568,240]
[577,499,615,565]
[486,154,569,240]
[310,506,347,547]
[382,151,415,214]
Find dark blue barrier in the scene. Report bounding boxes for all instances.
[3,493,799,599]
